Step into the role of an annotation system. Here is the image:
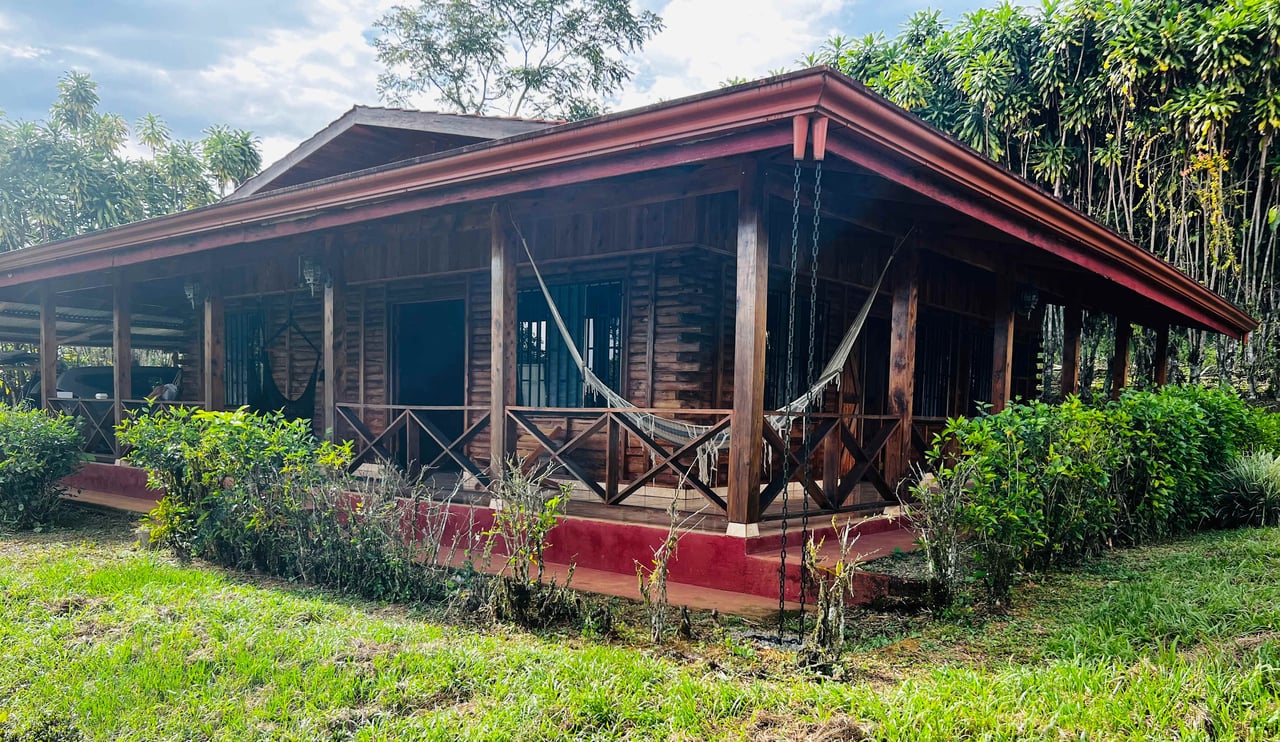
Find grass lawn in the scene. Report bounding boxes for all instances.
[3,509,1280,740]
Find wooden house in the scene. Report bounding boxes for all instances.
[0,69,1255,596]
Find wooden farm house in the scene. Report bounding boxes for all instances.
[0,68,1255,598]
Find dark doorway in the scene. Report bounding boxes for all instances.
[393,300,466,471]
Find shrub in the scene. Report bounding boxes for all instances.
[0,406,82,531]
[802,517,865,672]
[903,462,973,606]
[920,385,1271,603]
[1252,408,1280,453]
[119,407,455,603]
[485,460,582,628]
[1216,451,1280,527]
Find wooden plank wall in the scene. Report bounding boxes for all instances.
[193,181,1043,491]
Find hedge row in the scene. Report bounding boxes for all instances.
[920,385,1280,599]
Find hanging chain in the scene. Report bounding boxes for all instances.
[779,161,803,638]
[797,161,823,639]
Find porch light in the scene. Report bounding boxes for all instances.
[1016,285,1040,318]
[183,279,202,310]
[301,256,325,297]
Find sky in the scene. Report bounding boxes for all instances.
[0,0,993,168]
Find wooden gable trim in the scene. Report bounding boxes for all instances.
[230,107,557,201]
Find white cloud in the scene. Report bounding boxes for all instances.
[193,0,399,168]
[615,0,849,108]
[0,42,45,60]
[0,11,46,60]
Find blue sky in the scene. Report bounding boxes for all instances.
[0,0,995,167]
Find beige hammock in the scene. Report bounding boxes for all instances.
[514,221,910,483]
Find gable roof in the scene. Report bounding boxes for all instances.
[228,106,560,200]
[0,68,1256,339]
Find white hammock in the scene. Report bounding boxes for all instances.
[514,221,909,484]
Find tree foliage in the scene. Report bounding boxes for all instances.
[0,72,262,251]
[372,0,663,120]
[809,0,1280,396]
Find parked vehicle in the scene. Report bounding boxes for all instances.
[18,365,182,406]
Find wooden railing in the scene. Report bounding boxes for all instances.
[47,398,203,460]
[911,416,949,458]
[759,413,903,519]
[506,406,733,512]
[504,407,922,518]
[334,403,491,483]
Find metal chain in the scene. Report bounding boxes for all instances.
[798,161,823,639]
[779,161,803,638]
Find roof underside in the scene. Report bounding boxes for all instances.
[229,107,557,199]
[0,68,1256,340]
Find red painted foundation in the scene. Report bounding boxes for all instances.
[63,462,164,503]
[61,463,921,605]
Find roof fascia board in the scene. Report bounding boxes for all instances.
[351,108,554,139]
[0,73,827,280]
[816,85,1255,338]
[0,128,791,285]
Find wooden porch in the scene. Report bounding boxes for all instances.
[27,155,1157,533]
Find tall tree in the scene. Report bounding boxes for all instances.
[371,0,663,120]
[809,0,1280,399]
[0,72,263,251]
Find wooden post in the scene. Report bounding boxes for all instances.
[883,247,919,487]
[991,281,1016,413]
[490,204,517,480]
[323,248,346,442]
[203,290,225,411]
[1110,318,1132,400]
[112,274,132,454]
[1061,304,1083,398]
[39,286,57,409]
[1152,324,1170,388]
[727,162,768,535]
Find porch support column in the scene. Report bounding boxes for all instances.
[1061,304,1082,397]
[323,248,346,442]
[884,246,919,487]
[203,288,225,411]
[489,204,517,481]
[1110,318,1132,400]
[991,281,1016,413]
[112,274,132,438]
[727,162,768,535]
[1152,324,1170,388]
[39,286,57,410]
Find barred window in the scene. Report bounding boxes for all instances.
[517,282,623,407]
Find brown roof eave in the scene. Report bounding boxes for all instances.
[0,71,830,282]
[815,81,1256,339]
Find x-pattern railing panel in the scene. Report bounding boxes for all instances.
[505,407,732,513]
[336,404,490,485]
[760,413,902,517]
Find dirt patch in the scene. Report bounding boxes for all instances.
[44,596,110,616]
[741,710,875,741]
[333,637,393,671]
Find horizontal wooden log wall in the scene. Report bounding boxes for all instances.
[193,174,1047,495]
[294,190,741,485]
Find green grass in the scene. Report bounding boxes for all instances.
[3,510,1280,740]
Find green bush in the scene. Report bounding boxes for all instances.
[924,385,1272,602]
[1252,408,1280,453]
[0,406,82,531]
[118,407,456,603]
[1216,451,1280,527]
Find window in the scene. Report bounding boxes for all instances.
[224,310,263,408]
[518,282,623,407]
[764,290,827,410]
